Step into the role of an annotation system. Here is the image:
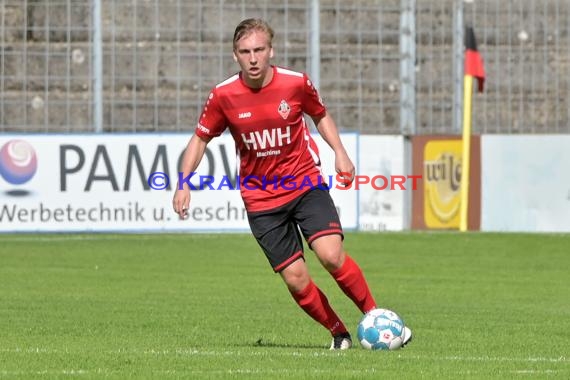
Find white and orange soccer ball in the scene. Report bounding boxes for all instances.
[357,308,406,350]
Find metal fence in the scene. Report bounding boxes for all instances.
[1,0,569,134]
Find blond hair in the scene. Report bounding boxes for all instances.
[233,18,274,49]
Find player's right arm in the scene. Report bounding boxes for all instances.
[173,86,227,219]
[172,133,211,219]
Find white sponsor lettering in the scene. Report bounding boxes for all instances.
[256,149,281,157]
[238,112,252,119]
[276,125,291,145]
[241,126,291,150]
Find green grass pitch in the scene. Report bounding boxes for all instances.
[1,232,569,379]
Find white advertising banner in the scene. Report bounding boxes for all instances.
[357,136,407,231]
[0,134,358,232]
[481,135,570,232]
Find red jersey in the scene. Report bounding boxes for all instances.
[195,66,327,212]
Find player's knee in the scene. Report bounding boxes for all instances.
[319,250,345,272]
[311,235,344,268]
[284,275,310,293]
[280,260,310,292]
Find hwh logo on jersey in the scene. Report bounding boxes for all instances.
[241,126,291,150]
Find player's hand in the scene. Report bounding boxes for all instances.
[172,188,190,219]
[335,153,355,187]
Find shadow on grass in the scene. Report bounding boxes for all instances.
[242,338,327,350]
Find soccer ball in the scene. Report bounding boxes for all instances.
[357,308,405,350]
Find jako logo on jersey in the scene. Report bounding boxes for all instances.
[277,100,291,120]
[241,126,291,150]
[238,112,252,119]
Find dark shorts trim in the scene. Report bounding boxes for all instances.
[306,228,344,246]
[273,250,304,272]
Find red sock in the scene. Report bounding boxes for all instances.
[291,280,347,336]
[331,254,377,313]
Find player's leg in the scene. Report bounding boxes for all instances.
[279,257,352,349]
[295,189,377,314]
[247,205,348,342]
[308,214,414,348]
[312,234,377,314]
[296,189,414,348]
[279,258,349,339]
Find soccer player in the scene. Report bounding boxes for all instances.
[173,18,412,350]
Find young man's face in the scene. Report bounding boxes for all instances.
[233,30,274,88]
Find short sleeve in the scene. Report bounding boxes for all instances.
[301,73,327,119]
[195,88,227,138]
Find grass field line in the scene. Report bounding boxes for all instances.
[0,368,565,377]
[130,349,570,364]
[2,347,568,364]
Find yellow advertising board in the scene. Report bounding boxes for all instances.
[411,136,480,231]
[423,140,463,228]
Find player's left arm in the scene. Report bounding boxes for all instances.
[313,112,355,185]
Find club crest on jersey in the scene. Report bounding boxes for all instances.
[278,100,291,120]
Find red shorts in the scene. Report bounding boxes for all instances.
[247,188,344,272]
